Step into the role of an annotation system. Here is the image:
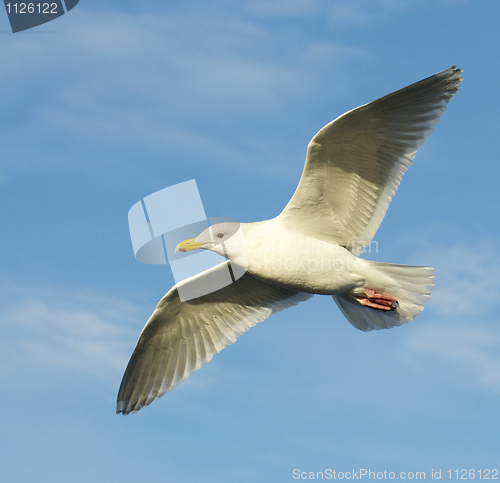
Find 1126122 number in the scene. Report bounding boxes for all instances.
[5,3,59,14]
[448,469,499,479]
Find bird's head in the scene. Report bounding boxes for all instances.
[175,222,243,259]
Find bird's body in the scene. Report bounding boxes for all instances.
[232,220,366,295]
[117,66,463,415]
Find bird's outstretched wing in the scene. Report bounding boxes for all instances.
[279,66,463,254]
[117,261,312,414]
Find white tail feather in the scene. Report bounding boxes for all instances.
[333,262,436,332]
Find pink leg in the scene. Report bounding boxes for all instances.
[355,288,398,311]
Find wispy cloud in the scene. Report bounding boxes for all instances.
[400,321,500,394]
[328,0,412,27]
[423,242,500,317]
[392,236,500,394]
[245,0,323,17]
[0,286,141,386]
[0,7,367,179]
[246,0,413,26]
[440,0,469,5]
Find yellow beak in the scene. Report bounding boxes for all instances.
[175,237,206,253]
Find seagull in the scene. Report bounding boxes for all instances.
[117,66,462,415]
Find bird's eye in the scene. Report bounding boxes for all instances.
[217,233,224,239]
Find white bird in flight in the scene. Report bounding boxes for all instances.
[117,66,463,415]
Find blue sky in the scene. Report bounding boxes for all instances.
[1,1,499,481]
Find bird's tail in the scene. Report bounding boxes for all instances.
[333,261,435,332]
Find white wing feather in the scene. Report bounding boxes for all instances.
[117,261,312,414]
[279,66,463,254]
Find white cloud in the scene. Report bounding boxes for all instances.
[423,242,500,317]
[0,7,367,179]
[245,0,321,17]
[393,238,500,394]
[0,288,142,386]
[338,0,413,24]
[440,0,469,5]
[400,322,500,393]
[246,0,413,26]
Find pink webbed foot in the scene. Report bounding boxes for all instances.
[355,288,398,311]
